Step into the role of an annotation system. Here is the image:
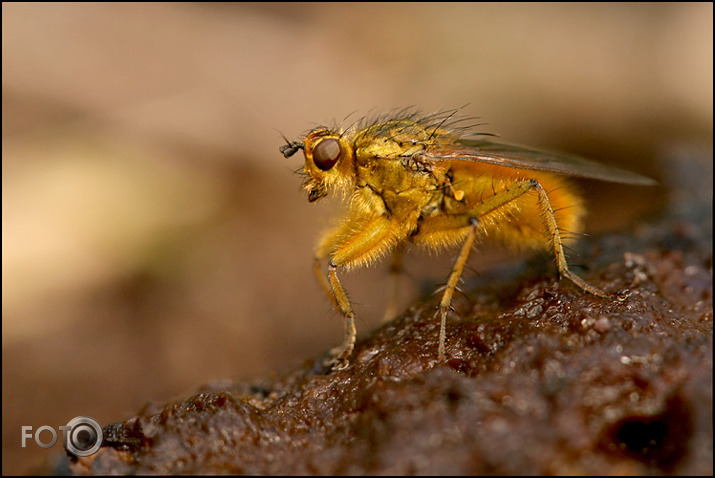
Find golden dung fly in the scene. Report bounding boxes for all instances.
[281,108,655,368]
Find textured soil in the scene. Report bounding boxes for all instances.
[70,163,712,475]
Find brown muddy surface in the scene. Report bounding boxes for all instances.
[72,166,712,475]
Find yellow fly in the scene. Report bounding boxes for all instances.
[281,108,655,367]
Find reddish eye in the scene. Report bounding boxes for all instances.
[312,138,341,171]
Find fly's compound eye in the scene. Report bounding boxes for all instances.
[312,138,341,171]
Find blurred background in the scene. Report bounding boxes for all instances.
[2,3,711,474]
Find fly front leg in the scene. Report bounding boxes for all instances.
[326,261,357,365]
[313,257,337,309]
[314,215,403,368]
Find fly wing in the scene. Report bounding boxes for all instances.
[417,138,657,185]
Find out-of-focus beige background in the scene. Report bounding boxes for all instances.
[2,3,711,474]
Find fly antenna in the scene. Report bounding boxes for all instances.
[279,132,305,158]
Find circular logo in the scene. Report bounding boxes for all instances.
[64,416,103,457]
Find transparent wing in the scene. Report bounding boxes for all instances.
[417,138,656,185]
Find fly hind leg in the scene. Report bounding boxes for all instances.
[531,180,625,299]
